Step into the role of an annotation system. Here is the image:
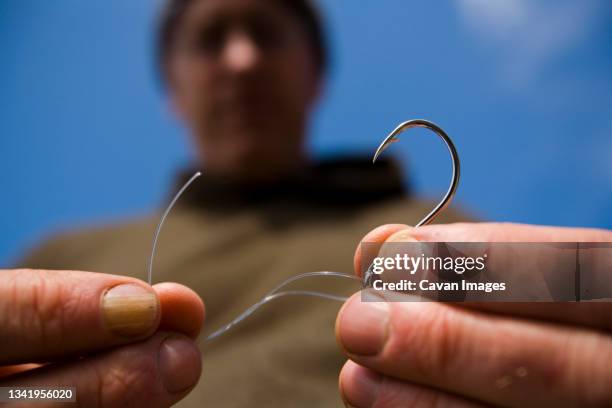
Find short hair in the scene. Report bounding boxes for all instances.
[156,0,328,82]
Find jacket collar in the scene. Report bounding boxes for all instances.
[170,156,409,213]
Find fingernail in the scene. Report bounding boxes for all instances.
[102,283,159,337]
[159,335,201,393]
[338,295,389,356]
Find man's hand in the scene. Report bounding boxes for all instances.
[0,269,205,407]
[336,223,612,407]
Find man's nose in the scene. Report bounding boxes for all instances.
[221,31,261,74]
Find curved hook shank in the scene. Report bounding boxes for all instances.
[372,119,460,227]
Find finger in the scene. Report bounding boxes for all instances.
[154,282,205,339]
[354,224,410,277]
[408,222,612,243]
[355,222,612,272]
[0,268,159,365]
[0,364,42,378]
[411,224,612,329]
[463,301,612,333]
[356,223,612,330]
[0,332,201,407]
[336,292,612,407]
[0,269,201,364]
[340,360,485,408]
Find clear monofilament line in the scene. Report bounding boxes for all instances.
[146,173,363,343]
[148,171,202,285]
[203,271,362,342]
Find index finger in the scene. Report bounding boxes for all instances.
[354,222,612,331]
[355,222,612,276]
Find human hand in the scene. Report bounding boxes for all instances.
[336,223,612,407]
[0,269,205,407]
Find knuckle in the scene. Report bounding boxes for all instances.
[390,304,464,382]
[422,308,463,381]
[568,335,612,406]
[1,269,83,355]
[19,270,66,349]
[87,352,158,407]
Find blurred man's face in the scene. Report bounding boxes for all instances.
[167,0,321,181]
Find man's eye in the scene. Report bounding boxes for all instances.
[196,26,226,54]
[250,25,282,49]
[246,16,290,50]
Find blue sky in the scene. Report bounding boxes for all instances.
[1,0,611,265]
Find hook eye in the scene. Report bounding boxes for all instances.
[372,119,461,227]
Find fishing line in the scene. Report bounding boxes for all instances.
[147,171,362,342]
[204,271,361,342]
[148,171,202,286]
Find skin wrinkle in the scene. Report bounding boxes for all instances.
[53,274,77,352]
[475,316,582,406]
[91,360,105,408]
[385,303,463,384]
[591,336,612,406]
[415,386,443,408]
[531,329,570,397]
[471,314,568,405]
[378,375,410,408]
[566,332,612,406]
[564,332,588,406]
[95,346,157,406]
[485,328,529,394]
[1,271,20,347]
[425,306,464,384]
[25,270,46,354]
[380,301,607,407]
[10,272,32,346]
[590,336,612,406]
[58,281,70,351]
[28,270,54,354]
[433,307,473,384]
[33,270,65,355]
[464,312,539,396]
